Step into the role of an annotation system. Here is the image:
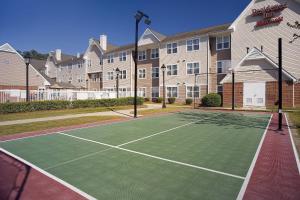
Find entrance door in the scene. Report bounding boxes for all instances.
[243,82,266,107]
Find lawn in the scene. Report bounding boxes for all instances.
[0,105,144,122]
[0,115,122,136]
[289,110,300,136]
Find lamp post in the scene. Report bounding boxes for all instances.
[133,10,151,118]
[230,68,235,111]
[161,64,166,108]
[24,56,31,102]
[115,67,120,98]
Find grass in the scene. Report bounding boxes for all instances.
[0,105,144,122]
[0,115,122,136]
[136,107,189,115]
[288,110,300,136]
[0,111,270,199]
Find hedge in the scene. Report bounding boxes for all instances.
[0,97,144,114]
[185,98,193,105]
[201,93,221,107]
[168,97,176,104]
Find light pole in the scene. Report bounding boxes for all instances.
[161,64,166,108]
[134,10,151,118]
[278,38,283,131]
[24,55,31,102]
[115,67,120,98]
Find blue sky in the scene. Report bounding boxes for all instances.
[0,0,250,55]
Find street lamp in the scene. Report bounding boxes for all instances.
[133,10,151,118]
[115,67,120,98]
[229,68,235,110]
[161,64,166,108]
[24,55,31,102]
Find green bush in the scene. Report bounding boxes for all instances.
[144,98,150,102]
[201,93,221,107]
[185,98,193,105]
[0,97,144,114]
[156,97,163,103]
[168,97,176,104]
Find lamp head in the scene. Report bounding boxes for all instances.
[24,55,31,65]
[144,18,151,25]
[161,64,166,71]
[115,67,120,75]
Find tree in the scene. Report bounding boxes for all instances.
[17,49,48,60]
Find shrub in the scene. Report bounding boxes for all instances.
[168,97,176,104]
[0,97,144,114]
[144,97,150,102]
[201,93,221,107]
[185,98,193,105]
[156,97,163,103]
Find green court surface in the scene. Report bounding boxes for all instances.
[0,111,271,200]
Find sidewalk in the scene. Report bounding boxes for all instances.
[0,104,162,126]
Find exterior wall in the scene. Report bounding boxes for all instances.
[209,36,231,93]
[45,57,57,79]
[102,49,133,93]
[86,45,103,90]
[223,82,244,107]
[266,81,294,108]
[231,0,300,80]
[159,35,209,102]
[295,83,300,107]
[0,51,46,88]
[57,60,86,88]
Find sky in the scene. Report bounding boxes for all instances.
[0,0,250,55]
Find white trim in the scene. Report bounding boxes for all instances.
[151,67,159,79]
[216,35,231,51]
[166,42,178,54]
[0,148,97,200]
[166,86,178,98]
[285,113,300,175]
[138,50,147,61]
[59,132,244,180]
[186,61,201,75]
[186,37,201,52]
[150,48,159,60]
[118,51,127,62]
[166,64,179,76]
[138,87,147,97]
[150,86,160,98]
[236,114,273,200]
[138,68,146,79]
[138,28,161,45]
[185,85,200,98]
[229,0,255,31]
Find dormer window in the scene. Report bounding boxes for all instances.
[119,52,126,62]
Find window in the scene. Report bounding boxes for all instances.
[91,74,98,82]
[138,51,146,61]
[167,87,178,98]
[186,62,200,75]
[138,68,146,79]
[152,67,159,78]
[78,63,83,68]
[68,76,72,83]
[151,48,159,59]
[105,88,114,92]
[119,88,127,97]
[217,85,223,93]
[186,86,200,98]
[187,38,200,51]
[119,70,127,79]
[216,35,230,50]
[138,88,146,97]
[119,52,126,61]
[151,87,159,98]
[167,65,178,76]
[78,75,84,83]
[167,43,177,54]
[107,54,114,63]
[107,71,114,80]
[87,60,92,67]
[217,60,231,74]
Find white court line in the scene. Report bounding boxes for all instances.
[285,113,300,175]
[0,148,97,200]
[59,132,245,180]
[45,147,112,170]
[117,114,220,147]
[236,114,273,200]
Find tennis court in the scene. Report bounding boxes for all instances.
[0,111,271,200]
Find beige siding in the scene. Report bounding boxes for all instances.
[231,0,300,80]
[57,61,86,88]
[0,51,46,87]
[87,45,102,73]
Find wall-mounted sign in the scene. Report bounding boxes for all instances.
[251,3,288,27]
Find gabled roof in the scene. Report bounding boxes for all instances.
[30,59,47,72]
[220,47,297,84]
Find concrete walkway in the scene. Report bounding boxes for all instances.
[0,104,162,126]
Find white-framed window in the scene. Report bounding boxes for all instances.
[152,67,159,78]
[91,74,98,82]
[167,43,177,54]
[138,87,146,97]
[186,86,200,98]
[119,51,126,62]
[78,75,83,83]
[216,35,230,50]
[186,62,200,75]
[107,54,114,63]
[119,70,127,79]
[107,71,114,80]
[151,48,159,59]
[187,38,200,51]
[217,60,231,74]
[217,85,223,93]
[138,50,147,61]
[167,65,178,76]
[151,87,159,98]
[167,86,178,98]
[105,88,114,92]
[138,68,146,79]
[87,60,92,67]
[78,63,83,68]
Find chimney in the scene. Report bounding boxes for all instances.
[77,53,80,58]
[99,35,107,51]
[55,49,61,61]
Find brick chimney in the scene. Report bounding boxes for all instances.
[99,35,107,51]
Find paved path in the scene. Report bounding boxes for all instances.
[0,104,162,126]
[241,113,300,200]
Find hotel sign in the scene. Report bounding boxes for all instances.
[251,3,288,27]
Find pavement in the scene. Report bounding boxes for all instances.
[0,104,162,126]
